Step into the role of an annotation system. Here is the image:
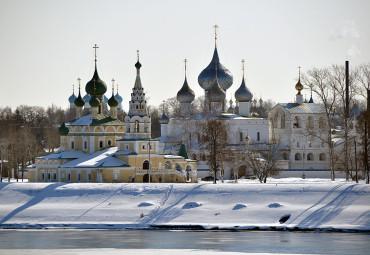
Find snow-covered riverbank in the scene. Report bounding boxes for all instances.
[0,179,369,231]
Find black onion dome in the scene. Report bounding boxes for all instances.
[74,91,85,107]
[89,95,100,107]
[85,68,107,96]
[58,123,69,136]
[208,78,226,102]
[108,94,119,107]
[235,76,253,102]
[177,77,195,103]
[135,60,142,69]
[198,48,233,91]
[159,112,169,124]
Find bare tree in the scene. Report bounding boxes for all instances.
[197,118,228,184]
[356,110,370,183]
[245,144,280,183]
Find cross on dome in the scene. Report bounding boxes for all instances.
[213,24,219,47]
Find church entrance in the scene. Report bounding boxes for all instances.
[143,174,152,183]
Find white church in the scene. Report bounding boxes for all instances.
[158,27,331,179]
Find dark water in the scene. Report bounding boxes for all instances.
[0,229,369,254]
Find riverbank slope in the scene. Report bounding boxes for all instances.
[0,179,369,231]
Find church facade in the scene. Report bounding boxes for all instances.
[28,48,197,183]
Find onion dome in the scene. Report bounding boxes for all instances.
[159,112,169,124]
[295,66,303,94]
[227,99,234,113]
[177,69,195,104]
[103,95,109,103]
[108,89,119,107]
[208,78,226,102]
[85,67,107,96]
[115,92,123,103]
[259,98,263,104]
[68,91,77,103]
[58,123,69,136]
[83,94,91,102]
[235,76,253,102]
[135,60,142,69]
[74,87,85,107]
[89,95,100,107]
[253,98,257,105]
[198,47,233,91]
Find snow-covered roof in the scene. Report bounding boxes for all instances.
[113,150,137,156]
[170,112,265,121]
[61,147,129,168]
[279,103,326,114]
[164,155,184,159]
[38,150,87,160]
[67,113,125,126]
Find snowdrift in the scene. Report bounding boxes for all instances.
[0,181,369,231]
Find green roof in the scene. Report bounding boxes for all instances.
[67,113,125,126]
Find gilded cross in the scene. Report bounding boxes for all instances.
[213,24,219,47]
[298,66,301,78]
[241,59,245,74]
[184,59,187,76]
[112,78,115,93]
[93,44,99,63]
[137,50,140,61]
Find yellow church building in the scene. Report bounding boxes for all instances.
[28,47,197,183]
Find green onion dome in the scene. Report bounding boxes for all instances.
[108,94,119,107]
[85,68,107,96]
[159,112,169,124]
[74,90,85,107]
[58,123,69,136]
[135,60,142,69]
[89,95,101,107]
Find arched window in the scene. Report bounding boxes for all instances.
[295,153,302,161]
[186,165,192,181]
[307,153,314,161]
[107,139,112,147]
[280,114,285,129]
[319,117,326,129]
[293,116,300,128]
[307,116,314,129]
[165,161,171,169]
[282,152,289,160]
[143,160,149,170]
[175,163,182,171]
[135,120,139,133]
[273,114,278,128]
[319,153,326,161]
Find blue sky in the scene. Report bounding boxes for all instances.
[0,0,369,110]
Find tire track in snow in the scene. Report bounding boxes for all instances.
[140,184,204,225]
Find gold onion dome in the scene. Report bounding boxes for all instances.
[235,76,253,102]
[295,66,303,94]
[177,77,195,103]
[159,112,170,124]
[198,48,233,91]
[89,95,100,107]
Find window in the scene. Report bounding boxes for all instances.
[319,153,326,161]
[293,116,300,128]
[107,139,112,147]
[136,105,138,109]
[99,141,103,149]
[67,173,71,181]
[307,153,314,161]
[53,173,56,181]
[125,144,129,150]
[114,171,119,181]
[84,141,87,150]
[142,145,146,150]
[273,115,278,128]
[319,117,325,129]
[135,121,139,132]
[77,173,81,182]
[280,114,285,129]
[239,132,243,142]
[175,164,182,171]
[41,173,45,181]
[48,173,51,180]
[297,142,300,148]
[88,173,91,181]
[71,141,75,150]
[307,116,314,129]
[257,132,260,142]
[295,153,302,161]
[143,160,149,170]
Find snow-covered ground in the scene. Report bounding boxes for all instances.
[0,178,369,231]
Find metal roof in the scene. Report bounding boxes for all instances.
[279,103,326,114]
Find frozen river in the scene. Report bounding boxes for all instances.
[0,229,369,254]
